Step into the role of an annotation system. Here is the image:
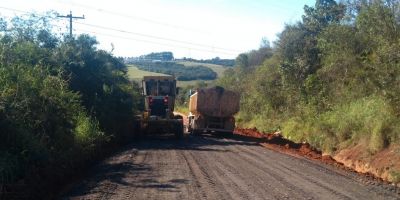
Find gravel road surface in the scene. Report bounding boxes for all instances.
[62,134,400,200]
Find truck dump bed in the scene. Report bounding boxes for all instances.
[189,86,239,118]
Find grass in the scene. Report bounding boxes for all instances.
[127,64,215,87]
[127,65,169,81]
[277,96,400,153]
[127,64,171,85]
[176,80,213,87]
[175,105,190,115]
[177,61,227,77]
[389,170,400,183]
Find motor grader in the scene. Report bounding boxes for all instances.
[138,76,183,138]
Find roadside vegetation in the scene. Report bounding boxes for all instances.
[0,13,141,197]
[218,0,400,155]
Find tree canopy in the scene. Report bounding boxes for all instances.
[0,12,140,197]
[218,0,400,154]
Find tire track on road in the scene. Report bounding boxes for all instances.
[232,141,397,200]
[62,136,400,200]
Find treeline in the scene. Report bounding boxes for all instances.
[124,51,174,63]
[133,61,217,81]
[219,0,400,158]
[138,51,174,61]
[124,53,235,67]
[143,51,174,61]
[0,13,140,198]
[180,57,235,66]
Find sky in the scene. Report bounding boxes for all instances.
[0,0,316,59]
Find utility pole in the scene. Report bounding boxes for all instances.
[57,11,85,37]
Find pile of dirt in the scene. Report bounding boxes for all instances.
[234,128,392,184]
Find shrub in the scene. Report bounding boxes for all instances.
[74,112,108,152]
[0,14,139,198]
[0,65,75,182]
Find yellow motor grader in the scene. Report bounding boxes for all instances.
[138,76,183,138]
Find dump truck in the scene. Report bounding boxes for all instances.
[139,76,184,138]
[187,86,239,135]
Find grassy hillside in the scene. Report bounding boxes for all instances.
[131,61,217,81]
[176,80,213,87]
[127,65,169,80]
[127,65,212,87]
[177,61,227,77]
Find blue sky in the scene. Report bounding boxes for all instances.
[0,0,316,59]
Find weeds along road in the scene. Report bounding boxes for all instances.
[62,134,400,200]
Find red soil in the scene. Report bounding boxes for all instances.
[234,128,336,165]
[234,128,389,183]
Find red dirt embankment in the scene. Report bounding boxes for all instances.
[234,128,393,185]
[334,144,400,185]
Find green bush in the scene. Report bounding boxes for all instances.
[0,65,83,183]
[0,13,139,197]
[74,112,108,152]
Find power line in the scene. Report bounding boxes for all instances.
[75,21,241,53]
[57,11,85,37]
[38,20,238,56]
[55,0,209,34]
[53,22,238,55]
[0,6,241,53]
[0,6,241,56]
[74,28,238,56]
[0,6,31,14]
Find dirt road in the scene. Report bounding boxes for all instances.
[62,134,400,200]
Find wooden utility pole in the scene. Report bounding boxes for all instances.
[57,11,85,37]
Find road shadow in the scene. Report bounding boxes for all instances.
[130,133,263,152]
[63,161,149,198]
[62,159,189,198]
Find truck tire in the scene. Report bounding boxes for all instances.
[192,130,201,136]
[174,122,184,139]
[133,120,141,139]
[223,131,234,137]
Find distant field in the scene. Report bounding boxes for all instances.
[177,61,227,77]
[127,65,169,83]
[127,65,212,87]
[127,65,169,79]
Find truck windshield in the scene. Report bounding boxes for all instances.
[159,81,171,95]
[145,80,174,96]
